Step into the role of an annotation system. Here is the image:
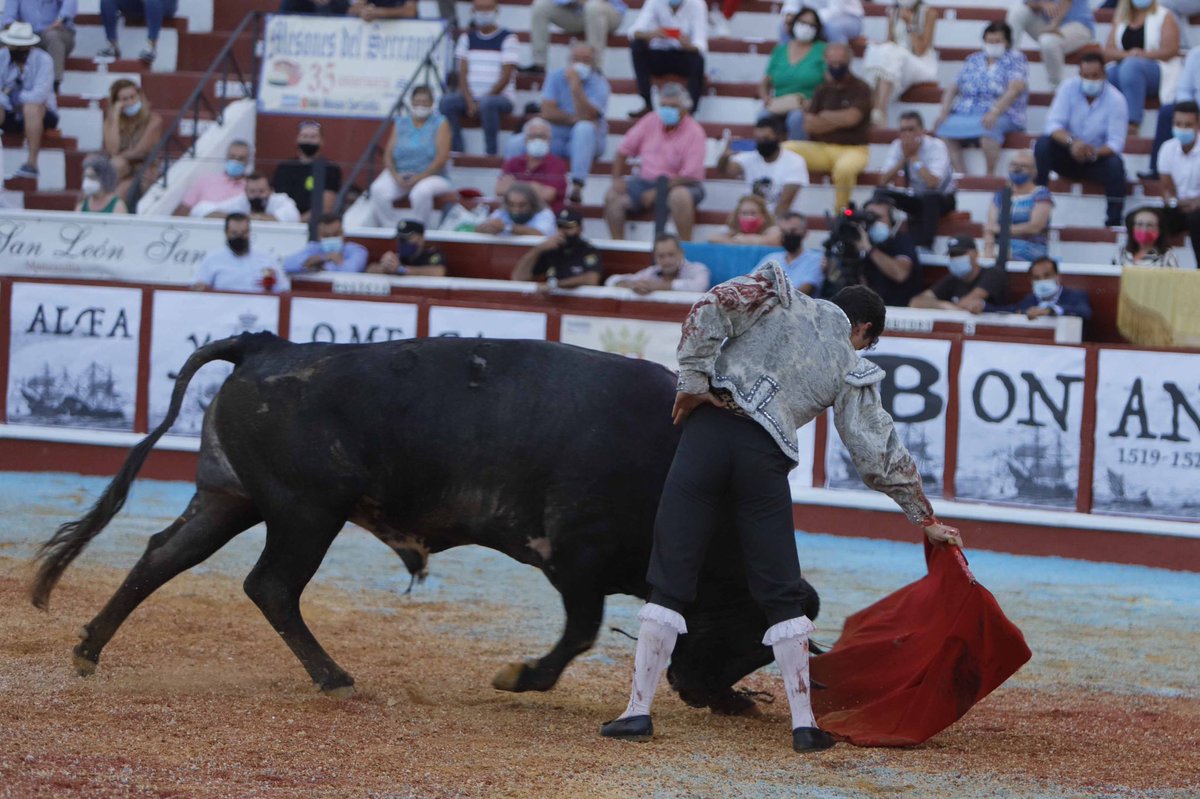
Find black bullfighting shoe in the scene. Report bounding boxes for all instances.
[792,726,836,753]
[600,715,653,742]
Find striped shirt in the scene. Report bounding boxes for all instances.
[455,27,520,102]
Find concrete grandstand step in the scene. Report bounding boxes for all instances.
[77,0,214,34]
[177,31,257,74]
[213,0,276,32]
[22,191,82,212]
[72,16,182,73]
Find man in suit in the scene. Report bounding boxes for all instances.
[1000,256,1092,320]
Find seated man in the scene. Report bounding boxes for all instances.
[177,140,252,217]
[497,118,568,213]
[998,255,1092,320]
[909,235,1009,314]
[1157,101,1200,268]
[0,24,59,180]
[282,213,368,273]
[755,212,822,296]
[193,214,290,294]
[874,111,956,249]
[191,172,302,223]
[474,182,558,236]
[1,1,74,89]
[439,0,519,155]
[367,219,448,276]
[346,0,416,19]
[857,197,923,307]
[605,232,710,293]
[272,120,342,221]
[605,82,706,241]
[626,0,707,117]
[1034,51,1127,228]
[512,207,603,290]
[717,115,809,219]
[524,0,623,75]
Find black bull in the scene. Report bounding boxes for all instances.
[31,333,820,712]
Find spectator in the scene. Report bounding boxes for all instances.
[177,140,252,217]
[717,115,809,218]
[369,86,454,229]
[1102,0,1181,140]
[1006,0,1095,89]
[98,0,178,65]
[74,154,129,214]
[347,0,416,20]
[0,23,58,180]
[512,207,603,290]
[709,194,783,246]
[102,78,163,198]
[192,213,290,294]
[1,0,74,87]
[439,0,519,155]
[983,148,1054,261]
[367,219,448,276]
[910,235,1009,313]
[784,42,871,212]
[273,120,342,221]
[754,212,822,295]
[474,182,557,236]
[1114,206,1180,267]
[191,172,302,223]
[1159,101,1200,265]
[282,213,368,274]
[759,6,826,141]
[605,232,710,293]
[856,197,923,307]
[508,43,609,205]
[523,0,623,75]
[874,111,955,249]
[999,256,1092,319]
[627,0,707,117]
[1035,51,1128,228]
[279,0,349,12]
[1140,46,1200,180]
[934,21,1029,177]
[497,117,568,213]
[863,0,938,128]
[782,0,863,44]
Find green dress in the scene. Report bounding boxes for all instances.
[766,40,828,99]
[81,194,122,213]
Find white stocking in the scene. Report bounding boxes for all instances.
[765,616,817,730]
[619,603,687,719]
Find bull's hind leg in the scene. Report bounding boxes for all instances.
[242,509,353,696]
[74,490,260,675]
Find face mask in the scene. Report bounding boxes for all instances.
[411,105,433,119]
[398,240,419,261]
[828,64,849,81]
[1080,78,1104,98]
[755,139,780,159]
[658,105,681,126]
[868,221,891,244]
[1009,170,1032,186]
[525,138,550,158]
[1131,0,1153,8]
[509,209,534,225]
[668,0,683,7]
[122,102,142,117]
[298,142,320,157]
[1133,229,1157,247]
[781,232,804,252]
[896,0,918,7]
[1174,127,1197,146]
[948,255,973,278]
[227,236,250,255]
[738,216,764,234]
[571,62,592,81]
[474,10,497,26]
[1032,278,1059,301]
[793,23,817,43]
[983,43,1005,60]
[10,49,28,63]
[248,196,268,213]
[81,177,102,195]
[319,236,343,254]
[225,160,247,179]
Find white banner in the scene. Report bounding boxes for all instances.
[428,306,546,340]
[258,16,449,118]
[0,210,306,284]
[148,291,280,435]
[559,315,682,369]
[825,337,952,497]
[956,341,1087,510]
[1093,349,1200,521]
[6,283,142,431]
[288,297,418,343]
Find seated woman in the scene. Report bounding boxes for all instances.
[102,79,164,199]
[759,6,827,142]
[933,21,1029,176]
[74,154,129,214]
[1103,0,1181,140]
[369,85,456,229]
[708,194,783,246]
[862,0,939,128]
[982,149,1052,261]
[1114,206,1180,267]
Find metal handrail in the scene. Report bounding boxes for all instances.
[125,11,265,210]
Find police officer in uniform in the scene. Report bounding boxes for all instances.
[367,220,447,276]
[511,207,603,290]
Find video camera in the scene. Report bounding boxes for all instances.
[821,203,878,296]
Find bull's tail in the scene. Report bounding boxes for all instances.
[30,335,254,610]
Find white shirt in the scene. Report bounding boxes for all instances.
[628,0,708,55]
[193,246,290,294]
[605,260,711,292]
[731,149,809,210]
[1158,137,1200,201]
[190,192,302,223]
[881,134,955,193]
[455,28,521,101]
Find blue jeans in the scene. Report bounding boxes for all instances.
[101,0,179,42]
[505,120,607,184]
[439,92,514,155]
[1106,57,1161,125]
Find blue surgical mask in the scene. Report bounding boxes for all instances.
[122,101,142,117]
[1080,78,1104,98]
[1032,278,1059,301]
[1131,0,1153,8]
[658,105,681,126]
[668,0,683,7]
[319,236,343,254]
[948,255,973,278]
[474,10,497,26]
[1009,170,1032,185]
[225,159,247,179]
[868,221,891,244]
[1174,127,1197,146]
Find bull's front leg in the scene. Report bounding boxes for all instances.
[492,580,604,693]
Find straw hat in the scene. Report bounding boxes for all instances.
[0,22,41,48]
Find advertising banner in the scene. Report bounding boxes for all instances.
[6,283,142,431]
[288,297,419,343]
[258,16,448,118]
[1092,349,1200,521]
[825,337,951,498]
[956,341,1087,510]
[428,306,546,339]
[559,314,682,369]
[148,291,280,435]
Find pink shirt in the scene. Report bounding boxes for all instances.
[182,173,245,211]
[618,113,707,182]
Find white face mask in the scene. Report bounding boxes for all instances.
[525,138,550,158]
[793,23,817,43]
[474,10,497,27]
[82,177,102,195]
[571,62,592,81]
[1032,278,1059,301]
[983,42,1005,59]
[411,105,433,119]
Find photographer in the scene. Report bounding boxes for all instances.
[822,198,921,307]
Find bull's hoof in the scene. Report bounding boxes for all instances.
[321,684,356,699]
[72,650,97,677]
[492,660,556,692]
[491,661,528,692]
[708,689,762,717]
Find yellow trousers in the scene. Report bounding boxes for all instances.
[783,141,870,212]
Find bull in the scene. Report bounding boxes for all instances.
[31,333,820,712]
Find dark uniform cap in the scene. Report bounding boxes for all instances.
[557,207,583,226]
[396,219,425,237]
[946,235,977,256]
